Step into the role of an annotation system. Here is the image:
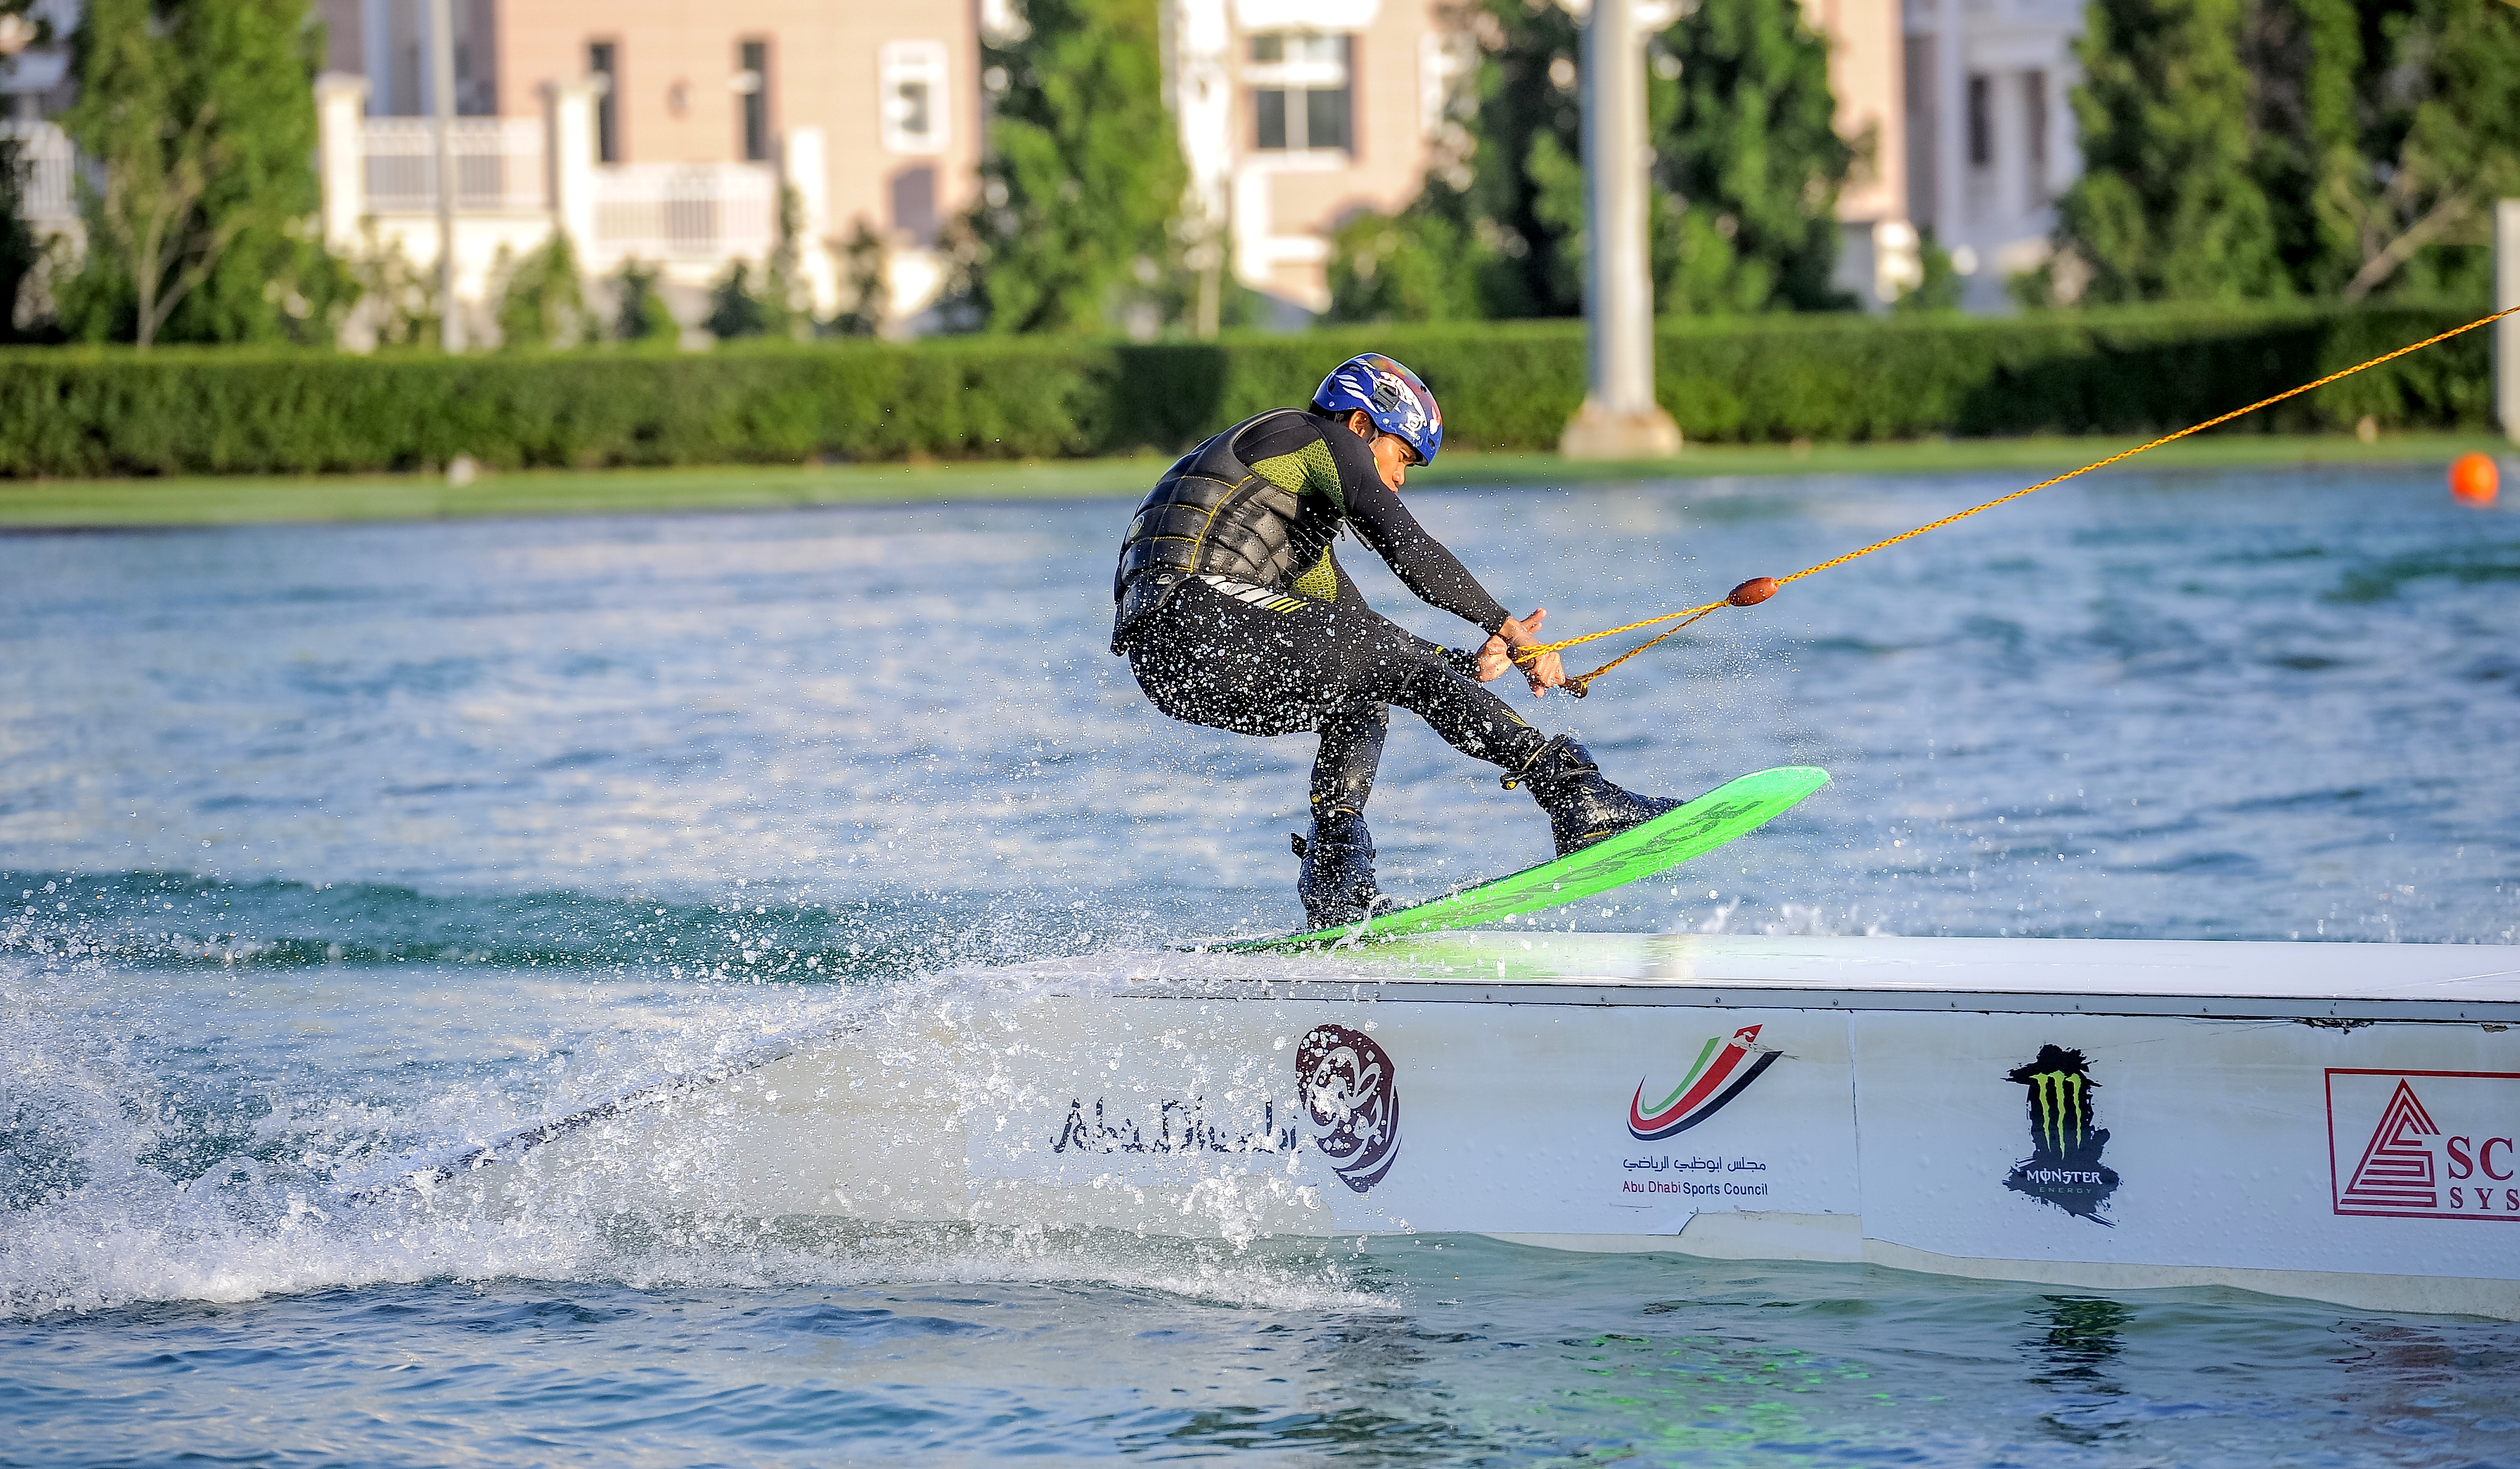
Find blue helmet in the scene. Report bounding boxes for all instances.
[1312,353,1444,467]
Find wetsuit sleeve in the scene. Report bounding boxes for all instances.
[1319,424,1513,635]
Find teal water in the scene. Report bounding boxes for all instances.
[3,465,2517,1465]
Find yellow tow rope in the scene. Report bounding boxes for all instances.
[1523,305,2520,696]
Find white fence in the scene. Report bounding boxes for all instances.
[590,163,777,261]
[355,117,774,261]
[361,117,548,213]
[1,121,86,232]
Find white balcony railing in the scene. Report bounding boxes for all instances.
[361,117,547,213]
[590,163,777,261]
[1,121,86,229]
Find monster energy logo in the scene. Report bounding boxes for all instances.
[2002,1044,2120,1225]
[2026,1069,2091,1153]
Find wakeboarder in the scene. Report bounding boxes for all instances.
[1110,353,1683,928]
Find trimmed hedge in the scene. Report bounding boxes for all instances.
[0,304,2490,478]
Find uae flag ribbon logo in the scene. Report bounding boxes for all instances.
[1628,1024,1780,1141]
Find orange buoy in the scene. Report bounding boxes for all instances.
[2450,452,2499,505]
[1728,576,1779,607]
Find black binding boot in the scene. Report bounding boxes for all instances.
[1292,807,1388,928]
[1294,704,1393,928]
[1504,734,1683,856]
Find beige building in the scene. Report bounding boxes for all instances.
[1168,0,1475,323]
[11,0,2067,335]
[1177,0,1920,320]
[1901,0,2082,310]
[303,0,1924,341]
[313,0,982,336]
[1807,0,1923,306]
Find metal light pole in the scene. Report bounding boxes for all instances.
[2498,198,2518,445]
[1560,0,1680,460]
[429,0,463,352]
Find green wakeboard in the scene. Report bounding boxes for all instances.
[1202,766,1829,953]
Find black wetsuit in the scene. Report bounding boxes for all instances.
[1111,409,1547,816]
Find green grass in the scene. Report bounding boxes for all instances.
[0,430,2506,529]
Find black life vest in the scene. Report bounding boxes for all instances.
[1110,409,1345,650]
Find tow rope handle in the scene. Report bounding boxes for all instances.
[1560,576,1773,697]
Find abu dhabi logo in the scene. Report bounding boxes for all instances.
[1298,1024,1400,1193]
[1628,1024,1782,1140]
[2004,1045,2120,1224]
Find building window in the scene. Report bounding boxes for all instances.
[589,40,619,162]
[737,39,770,162]
[892,165,938,243]
[1248,31,1351,154]
[879,41,950,156]
[1966,73,1991,168]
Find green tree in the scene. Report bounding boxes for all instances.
[1326,0,1855,323]
[1474,2,1582,318]
[704,260,769,340]
[951,0,1186,333]
[1323,6,1554,325]
[2239,0,2367,295]
[0,131,47,340]
[699,222,809,341]
[494,233,590,349]
[1897,228,1968,311]
[1525,128,1591,310]
[2056,0,2290,302]
[1324,3,1590,323]
[758,186,809,338]
[1650,0,1857,314]
[345,218,436,349]
[711,186,811,341]
[60,0,340,346]
[1326,207,1497,323]
[611,258,677,346]
[0,2,48,338]
[2058,0,2515,304]
[827,220,888,337]
[2324,0,2520,301]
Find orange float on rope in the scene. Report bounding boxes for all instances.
[2450,452,2499,506]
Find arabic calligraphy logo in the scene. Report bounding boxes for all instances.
[1052,1097,1302,1158]
[1297,1024,1400,1193]
[1628,1024,1782,1141]
[2003,1044,2120,1224]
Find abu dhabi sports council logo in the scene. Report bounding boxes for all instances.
[2004,1045,2120,1224]
[1628,1024,1782,1140]
[2329,1069,2520,1220]
[1298,1024,1400,1193]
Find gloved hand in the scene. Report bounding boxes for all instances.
[1476,607,1567,696]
